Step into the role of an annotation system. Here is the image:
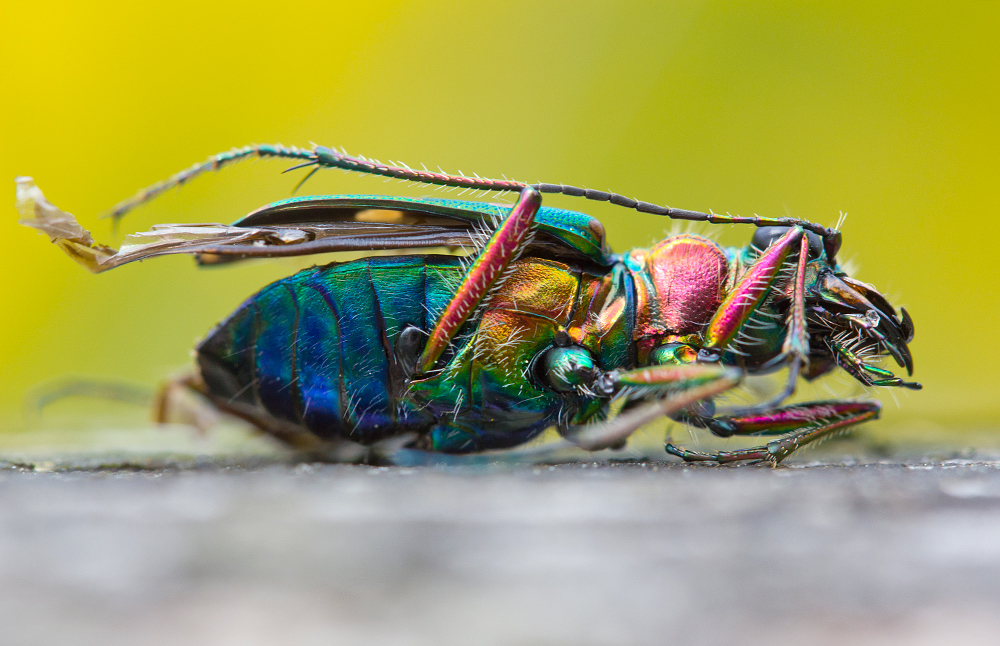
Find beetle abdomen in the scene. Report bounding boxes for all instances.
[197,255,465,443]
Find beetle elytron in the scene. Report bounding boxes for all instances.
[16,143,920,464]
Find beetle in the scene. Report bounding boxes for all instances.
[16,143,920,465]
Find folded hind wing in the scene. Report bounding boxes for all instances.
[16,180,613,273]
[16,180,477,273]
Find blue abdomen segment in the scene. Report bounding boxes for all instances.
[310,262,393,437]
[294,283,346,437]
[197,256,458,443]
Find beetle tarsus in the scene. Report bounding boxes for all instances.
[665,400,880,465]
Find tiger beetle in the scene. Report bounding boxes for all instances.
[15,143,920,465]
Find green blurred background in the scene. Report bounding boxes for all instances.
[1,0,997,450]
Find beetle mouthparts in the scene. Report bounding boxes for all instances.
[815,272,914,376]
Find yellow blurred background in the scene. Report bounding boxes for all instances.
[1,0,997,449]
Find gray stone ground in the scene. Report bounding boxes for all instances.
[3,452,1000,645]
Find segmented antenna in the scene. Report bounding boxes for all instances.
[107,143,843,258]
[107,144,315,224]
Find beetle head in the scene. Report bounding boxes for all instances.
[750,225,918,389]
[809,269,919,389]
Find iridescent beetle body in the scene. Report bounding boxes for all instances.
[16,143,920,464]
[200,253,601,452]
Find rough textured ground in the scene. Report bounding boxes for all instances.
[2,456,1000,645]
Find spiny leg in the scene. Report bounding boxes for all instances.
[103,143,841,257]
[565,364,742,451]
[386,365,741,467]
[106,144,527,225]
[771,233,812,398]
[702,226,803,358]
[828,337,922,390]
[417,187,541,373]
[107,144,316,223]
[698,226,808,410]
[782,233,811,367]
[744,231,813,410]
[157,374,325,450]
[665,400,880,465]
[692,226,826,413]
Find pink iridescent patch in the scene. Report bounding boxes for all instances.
[645,235,728,334]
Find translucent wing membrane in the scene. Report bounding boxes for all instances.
[16,178,612,273]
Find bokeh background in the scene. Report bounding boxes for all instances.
[1,0,998,451]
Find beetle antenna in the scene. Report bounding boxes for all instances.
[104,144,315,225]
[103,142,843,260]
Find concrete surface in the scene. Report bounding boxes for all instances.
[2,457,1000,645]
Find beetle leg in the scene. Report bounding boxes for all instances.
[702,227,813,412]
[154,374,222,435]
[105,144,529,225]
[745,232,812,410]
[783,233,811,365]
[159,373,326,451]
[564,364,742,451]
[26,379,153,417]
[704,226,803,353]
[384,365,741,466]
[665,399,880,465]
[416,187,541,373]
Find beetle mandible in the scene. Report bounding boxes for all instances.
[16,143,920,464]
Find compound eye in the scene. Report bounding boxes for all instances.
[539,345,598,394]
[649,343,698,366]
[751,226,824,259]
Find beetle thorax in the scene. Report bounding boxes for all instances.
[626,234,729,345]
